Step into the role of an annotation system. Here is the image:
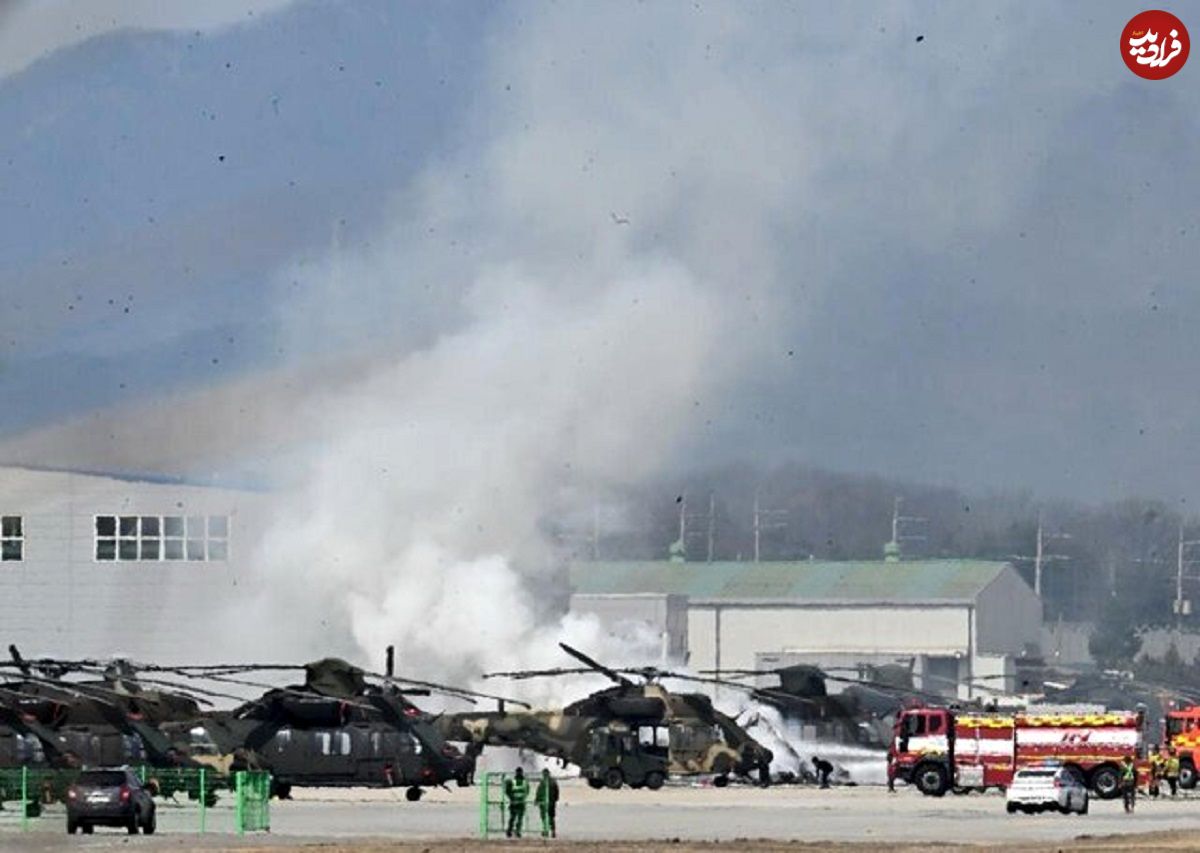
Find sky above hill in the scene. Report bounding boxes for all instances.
[1,0,1199,504]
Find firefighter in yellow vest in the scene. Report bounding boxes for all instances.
[1122,755,1137,813]
[1165,747,1181,797]
[1148,746,1163,797]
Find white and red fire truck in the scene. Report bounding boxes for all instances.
[890,704,1144,798]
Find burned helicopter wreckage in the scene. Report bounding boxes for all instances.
[439,643,774,789]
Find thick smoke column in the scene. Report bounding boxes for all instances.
[247,265,726,681]
[235,5,808,681]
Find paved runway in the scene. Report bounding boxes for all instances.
[6,782,1200,849]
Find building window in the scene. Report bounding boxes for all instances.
[2,516,23,561]
[95,514,230,562]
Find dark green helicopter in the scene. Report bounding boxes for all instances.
[149,650,529,801]
[0,646,527,804]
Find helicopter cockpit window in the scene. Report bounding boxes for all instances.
[122,734,146,761]
[638,726,669,748]
[15,734,44,764]
[669,723,698,750]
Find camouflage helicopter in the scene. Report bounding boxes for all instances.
[439,643,773,789]
[0,647,527,804]
[149,651,529,801]
[0,647,241,808]
[0,647,228,768]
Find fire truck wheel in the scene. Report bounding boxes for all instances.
[1088,765,1121,800]
[1180,760,1197,789]
[913,763,949,797]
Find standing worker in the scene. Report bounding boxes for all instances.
[1165,747,1181,797]
[1148,745,1162,797]
[1121,754,1137,814]
[811,756,833,789]
[504,767,530,838]
[536,768,560,838]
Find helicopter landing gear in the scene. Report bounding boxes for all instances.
[405,786,423,802]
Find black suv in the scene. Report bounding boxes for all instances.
[66,768,156,835]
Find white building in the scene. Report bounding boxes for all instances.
[570,559,1043,698]
[0,465,272,661]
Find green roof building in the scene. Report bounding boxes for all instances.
[569,559,1042,700]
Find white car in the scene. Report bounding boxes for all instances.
[1006,766,1089,815]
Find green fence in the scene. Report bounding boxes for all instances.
[478,771,555,840]
[234,770,270,834]
[478,771,509,839]
[0,766,269,835]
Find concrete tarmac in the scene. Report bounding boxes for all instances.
[5,781,1200,850]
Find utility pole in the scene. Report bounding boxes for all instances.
[1032,514,1071,598]
[753,488,787,563]
[1173,521,1200,628]
[706,492,716,563]
[889,497,927,560]
[674,492,716,562]
[591,503,601,560]
[1009,513,1070,605]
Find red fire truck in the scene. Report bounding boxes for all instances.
[1164,704,1200,789]
[891,704,1144,798]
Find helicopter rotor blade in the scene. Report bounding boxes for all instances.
[364,671,532,710]
[558,643,634,687]
[482,667,595,681]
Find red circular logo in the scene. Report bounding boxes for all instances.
[1122,10,1189,79]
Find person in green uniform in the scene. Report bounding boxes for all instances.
[504,767,529,838]
[537,769,560,838]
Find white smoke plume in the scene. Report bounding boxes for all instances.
[243,263,726,685]
[226,4,819,687]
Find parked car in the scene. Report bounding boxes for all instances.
[66,768,156,835]
[1005,764,1088,815]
